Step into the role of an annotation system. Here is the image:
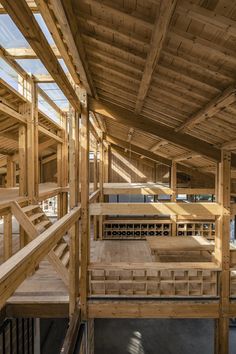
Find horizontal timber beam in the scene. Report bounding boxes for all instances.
[0,103,26,124]
[38,126,63,143]
[89,98,236,166]
[5,46,61,59]
[176,85,236,132]
[0,0,80,111]
[107,135,172,166]
[88,301,220,318]
[102,183,215,195]
[90,202,223,217]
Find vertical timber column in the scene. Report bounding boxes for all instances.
[19,125,27,196]
[215,150,231,354]
[93,141,98,240]
[57,114,69,218]
[6,156,15,187]
[68,106,80,317]
[3,212,12,261]
[98,138,104,239]
[80,88,90,319]
[25,81,39,201]
[170,161,177,236]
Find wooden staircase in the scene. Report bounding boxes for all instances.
[11,201,70,286]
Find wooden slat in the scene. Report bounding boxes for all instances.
[90,202,223,217]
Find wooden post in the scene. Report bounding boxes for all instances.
[171,161,177,236]
[19,125,27,196]
[57,114,69,218]
[6,156,15,188]
[214,150,231,354]
[93,141,98,240]
[68,106,80,318]
[20,81,39,201]
[80,87,90,319]
[4,213,12,261]
[98,139,104,239]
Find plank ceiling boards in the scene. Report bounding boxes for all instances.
[64,0,236,164]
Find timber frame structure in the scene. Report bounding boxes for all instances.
[0,0,236,353]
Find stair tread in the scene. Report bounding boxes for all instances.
[54,242,68,258]
[61,251,70,267]
[35,220,51,232]
[29,212,45,222]
[22,204,40,213]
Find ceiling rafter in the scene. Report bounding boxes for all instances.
[0,0,81,111]
[5,46,61,59]
[48,0,96,97]
[135,0,177,114]
[177,1,236,37]
[82,0,154,30]
[150,140,168,152]
[176,85,236,133]
[88,97,236,167]
[107,135,172,167]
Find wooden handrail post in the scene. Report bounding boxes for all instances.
[80,87,90,319]
[214,150,231,354]
[4,212,12,261]
[68,106,80,318]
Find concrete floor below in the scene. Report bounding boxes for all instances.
[94,319,236,354]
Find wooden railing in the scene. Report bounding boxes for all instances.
[0,206,81,310]
[88,262,220,298]
[89,189,100,203]
[230,248,236,297]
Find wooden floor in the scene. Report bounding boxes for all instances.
[0,182,63,212]
[5,238,214,315]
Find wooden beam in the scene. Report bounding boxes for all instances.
[80,88,89,319]
[150,140,168,152]
[88,301,219,319]
[135,0,177,113]
[0,207,80,310]
[19,125,27,196]
[0,0,80,111]
[176,85,236,132]
[0,103,26,124]
[5,46,61,59]
[53,0,96,96]
[90,202,223,217]
[215,151,231,354]
[107,135,172,166]
[221,139,236,150]
[39,139,56,154]
[173,152,201,162]
[34,0,80,85]
[38,86,63,116]
[4,213,12,261]
[177,1,236,37]
[68,107,79,317]
[89,98,236,165]
[82,0,153,30]
[38,126,63,143]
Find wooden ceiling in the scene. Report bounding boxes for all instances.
[1,0,236,172]
[57,0,236,167]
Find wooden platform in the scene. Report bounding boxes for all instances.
[146,236,214,253]
[0,183,67,214]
